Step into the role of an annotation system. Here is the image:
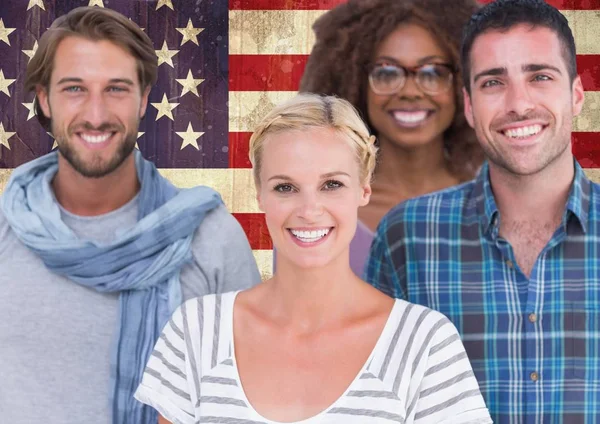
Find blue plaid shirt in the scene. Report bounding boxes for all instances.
[364,160,600,424]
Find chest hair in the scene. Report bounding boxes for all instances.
[500,219,559,278]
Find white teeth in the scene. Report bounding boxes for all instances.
[290,228,330,242]
[81,133,111,144]
[393,110,428,123]
[504,125,542,138]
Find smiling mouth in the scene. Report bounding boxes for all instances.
[73,131,118,148]
[500,124,546,139]
[78,132,115,143]
[390,110,434,127]
[288,228,332,243]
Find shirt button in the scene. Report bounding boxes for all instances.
[506,260,514,268]
[530,372,539,382]
[529,313,537,323]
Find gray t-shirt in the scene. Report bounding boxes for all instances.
[0,194,261,424]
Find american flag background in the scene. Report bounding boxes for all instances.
[0,0,599,281]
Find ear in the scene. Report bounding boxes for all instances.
[139,86,151,118]
[571,75,585,117]
[359,182,372,207]
[36,84,51,119]
[463,87,475,129]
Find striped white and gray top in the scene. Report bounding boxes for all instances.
[135,292,492,424]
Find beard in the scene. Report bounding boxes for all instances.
[481,129,571,177]
[53,120,138,179]
[478,110,572,177]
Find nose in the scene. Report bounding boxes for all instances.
[504,80,534,117]
[80,92,110,128]
[398,73,423,99]
[296,192,324,222]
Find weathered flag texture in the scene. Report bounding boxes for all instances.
[1,0,600,280]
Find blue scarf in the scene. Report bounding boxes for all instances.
[1,151,222,423]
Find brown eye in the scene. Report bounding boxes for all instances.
[369,65,404,94]
[274,183,295,193]
[323,180,344,190]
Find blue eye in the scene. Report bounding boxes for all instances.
[481,80,501,88]
[533,74,551,82]
[64,86,82,92]
[109,86,127,92]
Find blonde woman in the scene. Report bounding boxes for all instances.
[134,94,492,424]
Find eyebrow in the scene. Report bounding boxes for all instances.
[473,63,563,83]
[375,55,449,66]
[473,67,506,83]
[267,171,351,182]
[417,55,448,65]
[56,77,135,86]
[523,63,562,75]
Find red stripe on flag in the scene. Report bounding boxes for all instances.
[230,55,309,92]
[229,132,253,168]
[230,0,346,10]
[573,132,600,168]
[478,0,600,8]
[233,213,273,250]
[578,55,600,91]
[230,55,600,92]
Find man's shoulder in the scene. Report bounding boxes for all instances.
[381,179,477,230]
[192,202,239,234]
[189,202,247,250]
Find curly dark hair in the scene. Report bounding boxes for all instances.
[300,0,483,181]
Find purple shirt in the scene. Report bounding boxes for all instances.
[350,220,375,277]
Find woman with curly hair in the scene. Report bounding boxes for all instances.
[300,0,483,277]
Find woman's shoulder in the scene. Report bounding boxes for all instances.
[172,291,240,335]
[388,299,459,345]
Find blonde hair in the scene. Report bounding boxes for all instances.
[249,94,377,185]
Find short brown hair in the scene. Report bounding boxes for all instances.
[300,0,483,181]
[461,0,577,94]
[24,6,157,131]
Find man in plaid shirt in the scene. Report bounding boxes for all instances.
[364,0,600,422]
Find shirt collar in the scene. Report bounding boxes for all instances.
[472,162,499,235]
[473,159,590,236]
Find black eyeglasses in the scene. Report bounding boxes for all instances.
[368,63,455,96]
